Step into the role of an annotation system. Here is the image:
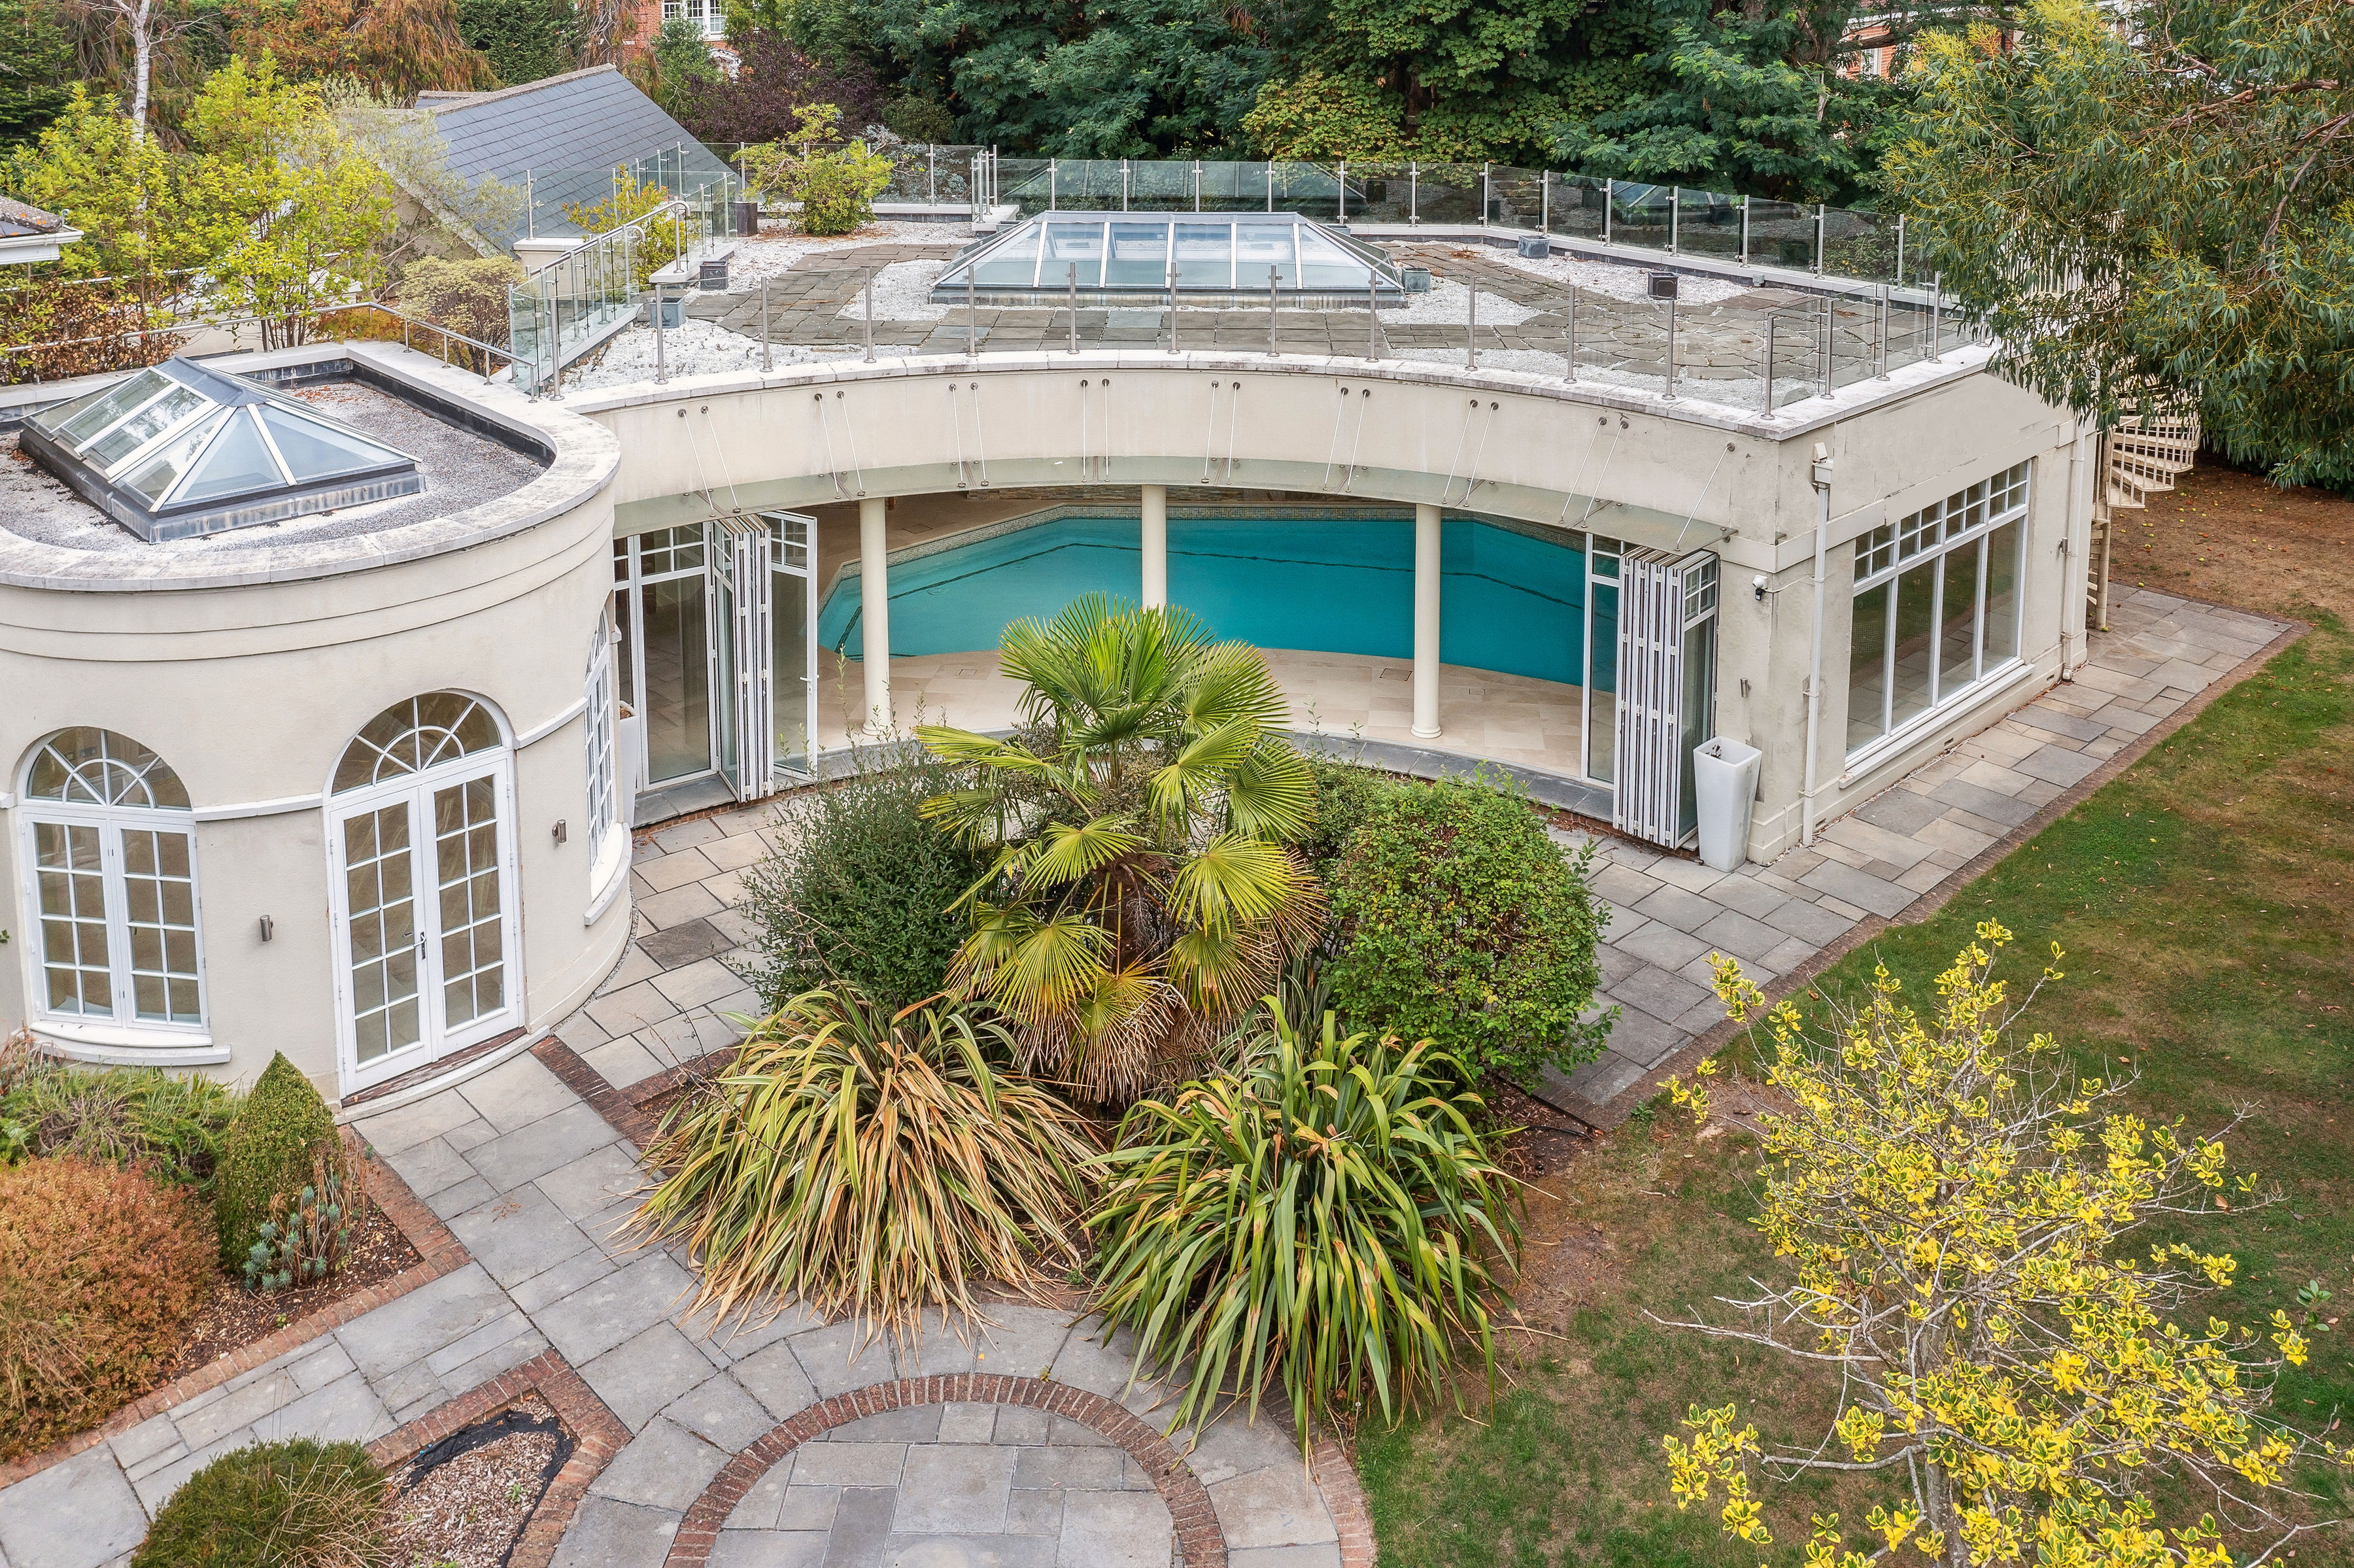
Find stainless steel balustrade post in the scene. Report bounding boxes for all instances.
[1812,204,1824,275]
[1740,196,1750,267]
[654,284,666,384]
[1467,272,1477,369]
[1168,263,1180,353]
[1762,315,1777,415]
[1669,187,1679,254]
[1564,283,1577,382]
[967,269,978,359]
[1662,295,1677,400]
[1337,160,1347,222]
[1930,273,1941,360]
[863,268,875,362]
[1603,179,1613,244]
[1068,264,1079,354]
[1268,265,1279,356]
[1409,163,1418,225]
[1482,162,1491,226]
[1368,277,1378,360]
[1540,170,1550,235]
[1876,286,1889,379]
[1820,294,1834,392]
[762,278,772,372]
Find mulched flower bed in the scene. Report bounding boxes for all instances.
[382,1393,571,1568]
[164,1201,421,1382]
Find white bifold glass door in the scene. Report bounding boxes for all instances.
[1612,549,1720,849]
[613,511,819,807]
[762,511,820,772]
[328,761,519,1092]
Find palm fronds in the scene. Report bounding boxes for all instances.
[1085,1007,1522,1453]
[913,596,1325,1100]
[628,989,1100,1346]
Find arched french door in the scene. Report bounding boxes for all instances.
[325,692,520,1094]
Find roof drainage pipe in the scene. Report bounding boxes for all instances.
[1801,444,1834,847]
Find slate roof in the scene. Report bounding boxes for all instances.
[418,66,735,245]
[0,196,68,239]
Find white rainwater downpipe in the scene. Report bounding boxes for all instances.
[1801,444,1834,847]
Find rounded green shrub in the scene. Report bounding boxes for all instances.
[734,750,989,1013]
[134,1439,386,1568]
[214,1053,337,1270]
[1299,753,1398,881]
[1326,775,1611,1086]
[0,1157,213,1459]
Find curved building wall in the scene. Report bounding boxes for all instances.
[0,351,628,1100]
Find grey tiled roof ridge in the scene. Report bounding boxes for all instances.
[417,63,625,116]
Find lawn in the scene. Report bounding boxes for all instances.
[1361,464,2354,1567]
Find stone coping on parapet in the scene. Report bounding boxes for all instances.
[0,343,618,594]
[557,337,1997,444]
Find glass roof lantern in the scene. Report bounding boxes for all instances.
[20,356,423,542]
[932,211,1406,305]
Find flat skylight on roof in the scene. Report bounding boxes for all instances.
[21,357,423,541]
[933,211,1405,303]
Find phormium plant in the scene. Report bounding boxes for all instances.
[1087,1007,1522,1452]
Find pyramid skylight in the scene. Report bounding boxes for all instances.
[21,357,422,541]
[932,211,1406,304]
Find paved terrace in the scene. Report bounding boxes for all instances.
[678,239,1924,411]
[0,585,2291,1568]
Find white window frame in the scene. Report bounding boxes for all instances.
[14,729,209,1053]
[1846,460,2032,763]
[324,695,523,1097]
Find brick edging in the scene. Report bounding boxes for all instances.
[1313,1431,1379,1568]
[530,1034,661,1149]
[616,1046,732,1113]
[662,1375,1232,1568]
[366,1348,630,1568]
[1594,612,2310,1123]
[0,1127,473,1491]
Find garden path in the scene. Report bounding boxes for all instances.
[0,588,2285,1568]
[0,1048,1355,1568]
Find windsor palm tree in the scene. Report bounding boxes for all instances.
[915,597,1323,1101]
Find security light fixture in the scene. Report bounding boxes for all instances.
[20,356,423,542]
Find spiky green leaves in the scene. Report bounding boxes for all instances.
[916,598,1322,1100]
[1085,1008,1521,1454]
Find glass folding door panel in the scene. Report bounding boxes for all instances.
[764,511,819,770]
[1586,543,1620,784]
[709,515,775,802]
[623,526,716,787]
[1612,549,1718,849]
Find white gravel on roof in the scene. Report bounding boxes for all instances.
[1386,277,1539,326]
[833,260,953,321]
[1484,247,1749,306]
[562,316,857,391]
[724,221,963,286]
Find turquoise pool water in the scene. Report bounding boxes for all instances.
[818,515,1594,687]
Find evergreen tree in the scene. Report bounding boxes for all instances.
[456,0,573,85]
[0,0,75,150]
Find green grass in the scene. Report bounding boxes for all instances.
[1361,619,2354,1567]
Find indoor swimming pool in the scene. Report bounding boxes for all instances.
[817,513,1605,687]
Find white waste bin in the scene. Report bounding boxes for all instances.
[1692,736,1762,872]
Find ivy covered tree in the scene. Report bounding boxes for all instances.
[1660,926,2352,1568]
[674,27,883,143]
[1886,0,2354,489]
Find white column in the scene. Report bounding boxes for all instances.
[1412,503,1442,739]
[859,496,892,736]
[1140,484,1168,607]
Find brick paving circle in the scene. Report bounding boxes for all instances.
[665,1374,1226,1568]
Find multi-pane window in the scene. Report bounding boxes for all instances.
[19,728,204,1028]
[1848,462,2029,755]
[585,620,620,872]
[662,0,726,36]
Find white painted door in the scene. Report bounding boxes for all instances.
[329,760,520,1092]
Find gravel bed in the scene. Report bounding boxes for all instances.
[562,316,859,390]
[382,1393,567,1568]
[725,221,965,286]
[833,259,953,321]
